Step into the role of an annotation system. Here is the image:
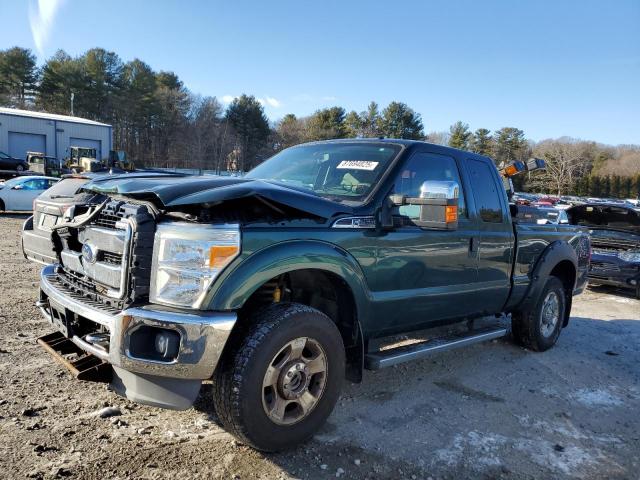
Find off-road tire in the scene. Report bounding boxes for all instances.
[212,302,345,451]
[512,276,566,352]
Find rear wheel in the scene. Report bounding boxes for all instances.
[0,199,4,211]
[213,303,345,451]
[512,276,566,351]
[16,164,24,172]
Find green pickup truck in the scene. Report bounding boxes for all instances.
[23,139,590,451]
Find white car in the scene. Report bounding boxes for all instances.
[0,176,60,212]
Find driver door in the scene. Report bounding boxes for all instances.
[370,150,482,334]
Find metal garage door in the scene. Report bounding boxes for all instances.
[70,138,101,158]
[8,132,46,160]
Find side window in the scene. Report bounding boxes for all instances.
[393,152,467,220]
[47,179,58,188]
[21,180,39,190]
[22,179,47,191]
[466,158,503,223]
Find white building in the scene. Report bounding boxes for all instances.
[0,107,112,161]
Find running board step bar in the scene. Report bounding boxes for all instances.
[364,326,508,370]
[37,331,112,382]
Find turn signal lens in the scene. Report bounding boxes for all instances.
[445,205,458,223]
[209,245,240,268]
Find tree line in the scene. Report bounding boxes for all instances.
[1,46,638,197]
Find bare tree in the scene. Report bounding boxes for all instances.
[531,140,588,195]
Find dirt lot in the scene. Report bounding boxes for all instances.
[0,214,639,480]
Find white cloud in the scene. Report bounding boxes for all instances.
[29,0,65,57]
[264,96,281,108]
[322,96,337,102]
[222,95,281,108]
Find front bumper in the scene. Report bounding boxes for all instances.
[38,264,236,408]
[589,255,640,292]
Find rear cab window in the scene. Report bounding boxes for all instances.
[466,158,504,223]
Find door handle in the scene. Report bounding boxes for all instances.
[469,237,479,255]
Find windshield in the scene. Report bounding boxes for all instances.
[516,207,562,223]
[1,177,24,187]
[568,204,640,232]
[245,142,402,202]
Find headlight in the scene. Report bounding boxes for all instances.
[618,251,640,263]
[150,223,240,308]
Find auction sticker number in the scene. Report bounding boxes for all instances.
[337,161,379,171]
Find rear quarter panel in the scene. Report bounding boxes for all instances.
[507,223,590,309]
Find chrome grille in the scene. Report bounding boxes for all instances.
[47,272,121,315]
[102,252,123,265]
[590,262,620,273]
[55,200,156,310]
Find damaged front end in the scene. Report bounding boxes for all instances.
[567,203,640,298]
[33,194,237,409]
[25,174,348,409]
[588,229,640,297]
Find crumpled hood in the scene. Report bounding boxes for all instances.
[82,175,353,219]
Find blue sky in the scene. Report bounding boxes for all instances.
[1,0,639,145]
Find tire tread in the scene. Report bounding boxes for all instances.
[213,303,334,449]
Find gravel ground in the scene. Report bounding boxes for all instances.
[0,213,639,480]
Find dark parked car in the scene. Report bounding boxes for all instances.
[515,205,569,225]
[0,151,29,172]
[567,203,640,298]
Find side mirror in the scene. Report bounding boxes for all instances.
[406,180,460,230]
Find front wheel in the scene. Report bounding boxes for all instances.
[16,164,24,172]
[213,303,345,451]
[512,276,566,351]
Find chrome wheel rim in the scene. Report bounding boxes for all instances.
[540,291,560,337]
[262,337,328,425]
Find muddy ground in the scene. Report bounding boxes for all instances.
[0,213,639,480]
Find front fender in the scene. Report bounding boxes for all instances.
[205,240,372,319]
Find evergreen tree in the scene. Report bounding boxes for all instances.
[379,101,423,139]
[37,50,85,115]
[471,128,492,156]
[601,176,611,197]
[622,177,633,199]
[360,101,381,137]
[590,176,602,197]
[632,174,640,199]
[275,113,305,149]
[79,48,124,121]
[610,175,622,199]
[0,47,37,108]
[493,127,527,166]
[225,94,271,171]
[344,110,363,137]
[580,176,591,197]
[448,121,472,150]
[306,107,346,140]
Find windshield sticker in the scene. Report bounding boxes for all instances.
[337,160,379,171]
